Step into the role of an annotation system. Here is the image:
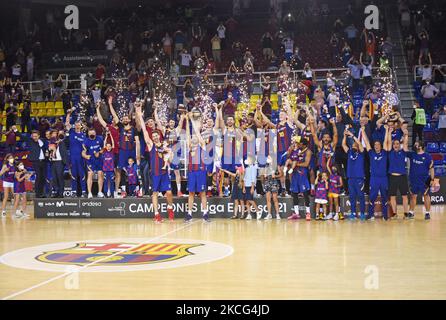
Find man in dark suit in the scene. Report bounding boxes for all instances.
[20,130,48,198]
[48,130,68,198]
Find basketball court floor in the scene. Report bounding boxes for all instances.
[1,204,445,300]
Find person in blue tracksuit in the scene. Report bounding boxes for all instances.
[363,125,390,220]
[408,141,434,220]
[65,111,87,197]
[342,127,365,219]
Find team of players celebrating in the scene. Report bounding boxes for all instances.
[61,86,435,223]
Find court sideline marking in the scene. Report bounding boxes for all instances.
[1,220,200,300]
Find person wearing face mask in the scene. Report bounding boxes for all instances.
[342,128,366,220]
[48,130,68,198]
[82,128,105,199]
[421,78,439,117]
[0,154,16,218]
[407,142,434,220]
[13,162,31,218]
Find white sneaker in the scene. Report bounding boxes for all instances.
[13,210,24,219]
[288,169,293,174]
[246,214,252,220]
[107,191,111,198]
[21,211,30,219]
[97,192,105,198]
[325,213,334,220]
[113,191,119,198]
[276,214,281,220]
[256,211,262,220]
[333,213,339,221]
[1,211,6,218]
[88,193,93,199]
[264,214,272,220]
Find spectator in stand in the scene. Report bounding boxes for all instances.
[432,105,446,141]
[330,33,340,64]
[404,34,416,66]
[6,102,18,131]
[344,23,358,52]
[261,32,274,60]
[217,22,226,50]
[53,74,64,101]
[4,125,18,153]
[347,56,361,93]
[418,29,429,59]
[26,52,34,81]
[211,34,222,63]
[433,66,446,93]
[173,29,186,60]
[21,100,31,133]
[225,16,238,44]
[179,49,192,75]
[282,37,294,62]
[411,102,426,145]
[105,37,116,51]
[278,54,290,73]
[362,29,376,60]
[232,40,244,68]
[381,37,394,59]
[162,33,173,59]
[191,35,202,58]
[11,62,22,82]
[340,42,352,67]
[421,78,439,117]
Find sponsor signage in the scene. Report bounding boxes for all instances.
[44,50,113,68]
[35,198,294,219]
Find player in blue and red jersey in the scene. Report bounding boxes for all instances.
[136,102,174,222]
[215,101,242,196]
[185,114,210,222]
[156,105,186,196]
[124,157,139,197]
[201,112,220,196]
[109,100,140,197]
[102,131,115,198]
[310,117,338,174]
[96,100,120,197]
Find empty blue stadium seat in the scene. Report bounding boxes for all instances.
[440,143,446,153]
[427,142,439,153]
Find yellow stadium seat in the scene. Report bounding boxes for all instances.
[31,102,37,109]
[37,102,45,109]
[37,109,47,117]
[55,101,63,109]
[31,108,38,117]
[19,103,24,110]
[46,101,55,109]
[46,109,55,117]
[55,108,65,116]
